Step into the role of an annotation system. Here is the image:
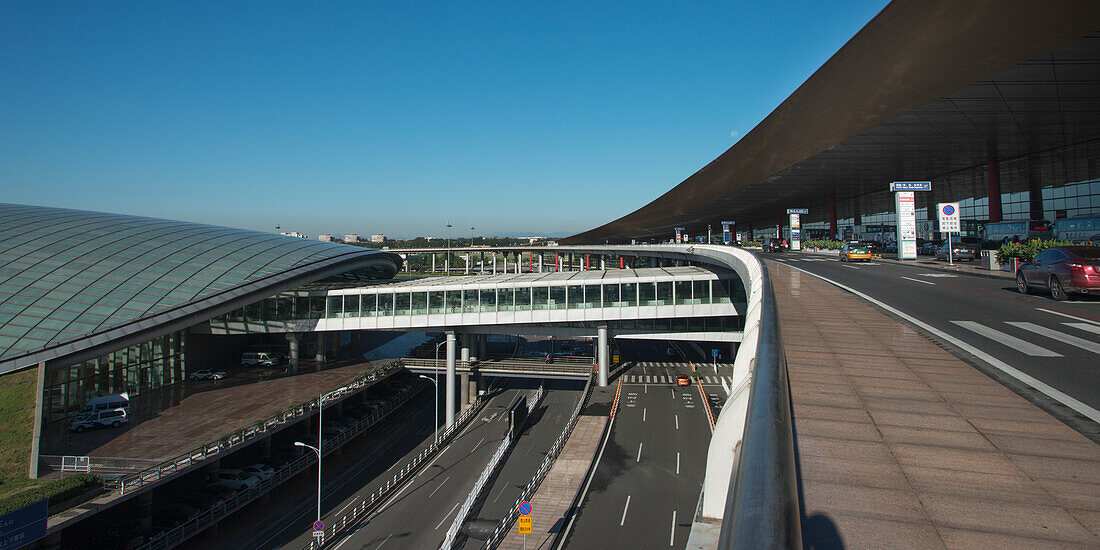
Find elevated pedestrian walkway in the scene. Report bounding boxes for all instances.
[768,260,1100,547]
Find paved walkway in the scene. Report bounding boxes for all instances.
[768,259,1100,548]
[497,414,609,550]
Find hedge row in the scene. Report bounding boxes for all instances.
[0,473,101,515]
[995,239,1078,264]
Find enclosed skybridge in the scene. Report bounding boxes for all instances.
[203,266,746,340]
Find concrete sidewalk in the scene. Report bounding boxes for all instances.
[768,259,1100,548]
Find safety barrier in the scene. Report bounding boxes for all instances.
[136,377,423,550]
[479,374,595,549]
[441,385,547,549]
[105,360,402,495]
[401,357,593,377]
[303,389,490,549]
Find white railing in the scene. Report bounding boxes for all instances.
[441,386,546,549]
[480,375,594,549]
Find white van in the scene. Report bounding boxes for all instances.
[241,352,280,367]
[70,408,129,432]
[74,393,129,420]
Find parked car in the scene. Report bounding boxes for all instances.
[70,408,129,432]
[241,352,281,367]
[918,241,940,256]
[241,463,276,481]
[1016,246,1100,300]
[839,242,872,262]
[72,393,130,421]
[761,238,786,252]
[676,375,691,386]
[935,237,980,261]
[215,469,261,490]
[190,369,226,381]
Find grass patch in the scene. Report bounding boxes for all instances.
[0,368,39,502]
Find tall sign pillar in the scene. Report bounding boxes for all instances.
[890,181,931,260]
[674,227,685,244]
[786,209,808,251]
[721,221,735,245]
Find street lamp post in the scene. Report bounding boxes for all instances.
[446,222,453,275]
[294,386,346,534]
[470,226,476,273]
[419,375,439,444]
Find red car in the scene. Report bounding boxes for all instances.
[1017,246,1100,300]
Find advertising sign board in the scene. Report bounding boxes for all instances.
[789,213,802,251]
[895,191,917,259]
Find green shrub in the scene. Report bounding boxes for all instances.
[995,239,1076,264]
[743,240,762,248]
[804,239,845,250]
[0,473,101,515]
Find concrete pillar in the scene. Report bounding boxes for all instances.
[460,334,471,363]
[830,196,838,240]
[29,361,46,478]
[286,333,300,374]
[648,257,657,268]
[477,374,487,397]
[446,331,456,427]
[315,332,325,363]
[431,254,436,273]
[478,334,487,359]
[600,256,606,270]
[777,211,784,239]
[597,326,609,387]
[469,375,479,404]
[465,253,470,274]
[988,157,1002,223]
[136,492,153,528]
[404,255,409,273]
[460,372,470,411]
[538,254,543,273]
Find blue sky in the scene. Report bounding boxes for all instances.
[1,1,889,238]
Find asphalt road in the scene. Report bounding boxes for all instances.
[563,340,714,550]
[310,381,534,550]
[765,252,1100,436]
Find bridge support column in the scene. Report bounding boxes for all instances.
[538,254,543,273]
[600,256,606,270]
[286,333,300,374]
[461,334,471,363]
[460,372,470,411]
[597,326,609,387]
[315,332,325,364]
[431,253,436,273]
[478,334,487,360]
[493,254,498,274]
[469,375,480,404]
[446,331,456,427]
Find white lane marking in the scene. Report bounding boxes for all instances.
[782,263,1100,425]
[428,476,450,498]
[1038,308,1100,327]
[674,414,679,430]
[436,501,461,530]
[374,534,393,549]
[1006,322,1100,355]
[643,408,647,422]
[951,321,1062,357]
[1065,322,1100,336]
[901,276,935,285]
[676,452,680,475]
[636,442,643,462]
[670,510,677,546]
[842,264,859,270]
[620,495,631,526]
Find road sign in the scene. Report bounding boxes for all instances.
[889,181,932,192]
[711,348,719,358]
[519,501,532,515]
[313,520,324,531]
[938,202,961,233]
[0,499,47,550]
[518,516,533,534]
[786,208,809,215]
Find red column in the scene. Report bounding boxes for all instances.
[554,253,558,272]
[619,256,624,269]
[987,158,1002,223]
[777,212,784,238]
[830,197,838,239]
[585,254,590,270]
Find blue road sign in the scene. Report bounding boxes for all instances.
[519,502,532,515]
[712,348,719,358]
[942,204,955,216]
[786,208,809,215]
[0,499,47,550]
[313,520,325,531]
[890,181,932,192]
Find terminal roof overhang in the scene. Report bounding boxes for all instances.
[0,204,401,375]
[565,0,1100,243]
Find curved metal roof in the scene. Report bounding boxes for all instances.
[0,203,400,373]
[566,0,1100,242]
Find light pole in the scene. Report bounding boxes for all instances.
[446,222,453,275]
[294,386,345,534]
[419,375,439,444]
[470,226,476,272]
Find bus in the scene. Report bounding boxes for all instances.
[1054,215,1100,244]
[982,219,1053,243]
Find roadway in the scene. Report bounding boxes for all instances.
[300,380,538,550]
[563,340,715,550]
[765,252,1100,438]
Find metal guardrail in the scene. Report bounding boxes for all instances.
[136,377,423,550]
[304,387,493,549]
[105,360,403,495]
[719,262,801,549]
[401,357,593,377]
[441,385,546,549]
[480,374,595,549]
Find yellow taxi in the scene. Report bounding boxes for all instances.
[839,242,872,262]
